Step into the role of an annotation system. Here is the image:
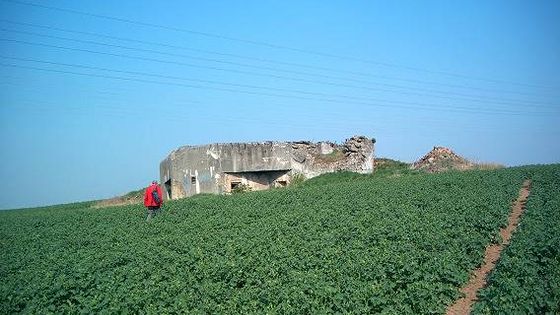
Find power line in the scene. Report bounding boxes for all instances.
[0,61,555,117]
[2,103,432,138]
[0,81,463,127]
[1,19,551,99]
[1,37,556,111]
[1,27,554,109]
[3,55,546,114]
[6,98,541,136]
[2,0,557,90]
[11,101,556,143]
[4,98,452,137]
[0,85,490,128]
[4,55,558,117]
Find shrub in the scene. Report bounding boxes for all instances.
[231,183,252,194]
[289,172,307,186]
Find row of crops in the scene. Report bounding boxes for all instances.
[473,164,560,314]
[0,165,558,314]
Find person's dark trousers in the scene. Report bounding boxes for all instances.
[146,206,160,221]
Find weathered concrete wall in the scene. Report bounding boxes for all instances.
[290,136,375,177]
[160,142,293,199]
[160,136,375,199]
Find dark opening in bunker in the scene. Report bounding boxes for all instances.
[224,169,290,193]
[276,180,288,187]
[191,176,197,185]
[230,181,242,190]
[164,179,172,199]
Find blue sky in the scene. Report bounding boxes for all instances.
[1,0,559,209]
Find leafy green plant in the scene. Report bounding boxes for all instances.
[472,164,560,314]
[231,183,252,194]
[0,165,557,314]
[289,172,307,186]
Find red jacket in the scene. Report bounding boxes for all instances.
[144,184,163,207]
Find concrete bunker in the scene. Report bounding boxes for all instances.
[160,136,375,200]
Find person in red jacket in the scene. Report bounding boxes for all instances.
[144,180,163,221]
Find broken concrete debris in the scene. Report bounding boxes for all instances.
[412,146,473,173]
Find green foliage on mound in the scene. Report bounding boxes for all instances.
[123,188,146,198]
[374,157,410,170]
[473,164,560,314]
[0,166,557,314]
[231,183,253,194]
[301,170,369,187]
[302,158,413,187]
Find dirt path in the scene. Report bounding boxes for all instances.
[445,179,531,315]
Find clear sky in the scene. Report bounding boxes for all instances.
[1,0,559,209]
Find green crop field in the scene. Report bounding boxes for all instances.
[1,165,558,314]
[473,164,560,314]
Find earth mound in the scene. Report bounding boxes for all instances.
[412,146,474,173]
[93,188,145,208]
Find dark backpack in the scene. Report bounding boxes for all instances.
[152,187,161,204]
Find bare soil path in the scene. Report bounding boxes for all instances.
[445,179,532,315]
